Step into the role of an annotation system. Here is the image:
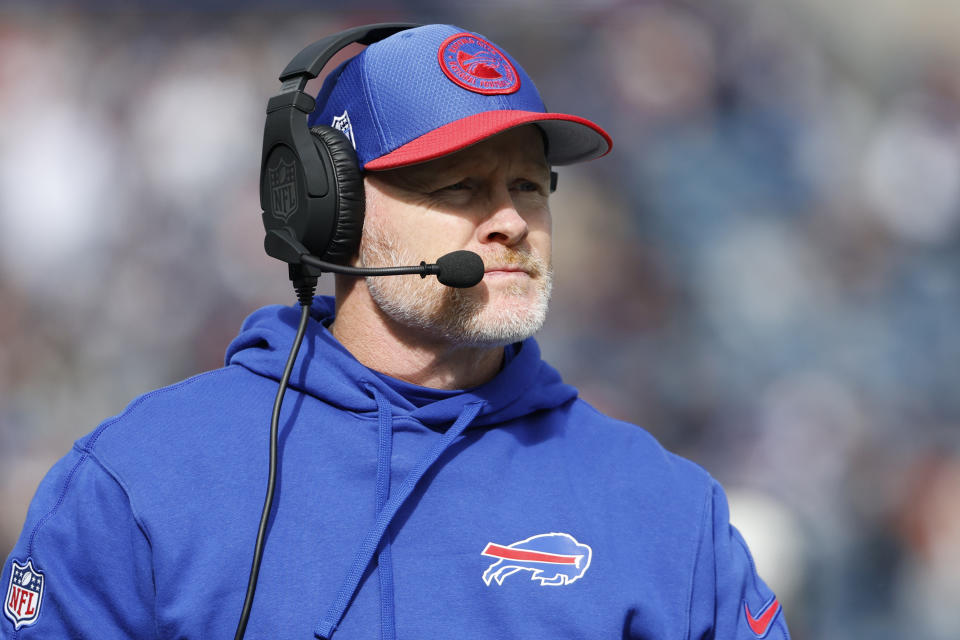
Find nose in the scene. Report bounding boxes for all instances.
[476,186,529,247]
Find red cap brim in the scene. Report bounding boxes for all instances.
[363,110,612,170]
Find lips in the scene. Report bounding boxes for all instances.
[484,267,531,277]
[483,261,537,276]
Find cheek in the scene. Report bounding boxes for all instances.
[528,209,552,255]
[365,208,470,264]
[363,194,421,252]
[417,213,482,253]
[530,230,552,265]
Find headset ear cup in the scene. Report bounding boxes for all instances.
[309,125,365,263]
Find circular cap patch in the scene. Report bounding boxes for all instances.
[438,33,520,95]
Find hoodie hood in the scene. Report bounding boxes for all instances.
[225,296,577,430]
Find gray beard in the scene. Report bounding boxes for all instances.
[359,226,552,348]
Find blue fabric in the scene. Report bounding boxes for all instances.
[315,401,483,640]
[370,343,517,410]
[3,296,788,639]
[308,25,546,168]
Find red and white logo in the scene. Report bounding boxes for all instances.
[5,559,44,630]
[482,532,592,586]
[438,33,519,95]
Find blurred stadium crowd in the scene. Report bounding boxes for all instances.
[2,1,959,637]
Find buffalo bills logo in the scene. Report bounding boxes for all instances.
[482,532,592,586]
[4,559,44,630]
[438,33,519,95]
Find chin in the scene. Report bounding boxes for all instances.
[445,281,552,347]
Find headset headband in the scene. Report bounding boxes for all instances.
[279,23,419,88]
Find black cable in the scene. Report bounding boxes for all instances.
[235,289,313,640]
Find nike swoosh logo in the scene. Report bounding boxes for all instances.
[744,597,781,637]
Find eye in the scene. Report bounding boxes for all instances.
[511,179,546,194]
[431,180,471,195]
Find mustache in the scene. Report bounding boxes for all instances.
[481,247,549,277]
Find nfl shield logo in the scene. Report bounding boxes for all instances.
[331,110,356,148]
[5,559,44,630]
[268,158,299,222]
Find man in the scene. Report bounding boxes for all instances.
[2,24,789,639]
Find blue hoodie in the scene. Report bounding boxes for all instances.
[3,297,788,639]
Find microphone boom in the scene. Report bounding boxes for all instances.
[299,250,484,288]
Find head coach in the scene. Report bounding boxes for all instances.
[2,23,789,640]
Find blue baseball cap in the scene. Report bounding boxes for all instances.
[307,24,612,171]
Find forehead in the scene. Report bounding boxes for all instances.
[374,125,549,181]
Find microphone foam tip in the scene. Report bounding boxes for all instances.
[436,251,485,288]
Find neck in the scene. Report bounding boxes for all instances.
[330,278,505,390]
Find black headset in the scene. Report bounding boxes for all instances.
[258,23,420,276]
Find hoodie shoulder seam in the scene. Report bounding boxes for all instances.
[72,443,156,550]
[84,367,240,451]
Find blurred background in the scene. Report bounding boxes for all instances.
[2,0,959,637]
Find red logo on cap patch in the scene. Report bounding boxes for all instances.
[438,33,519,95]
